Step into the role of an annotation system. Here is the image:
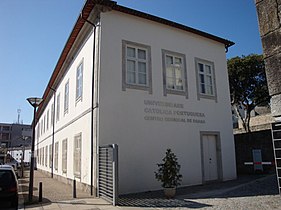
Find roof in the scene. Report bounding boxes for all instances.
[37,0,234,118]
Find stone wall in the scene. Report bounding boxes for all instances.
[234,129,275,174]
[255,0,281,118]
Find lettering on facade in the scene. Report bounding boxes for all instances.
[143,100,206,124]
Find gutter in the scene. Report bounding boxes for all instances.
[80,12,98,197]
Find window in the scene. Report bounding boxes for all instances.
[64,81,69,114]
[195,58,217,101]
[54,142,59,171]
[49,145,52,168]
[122,40,152,93]
[45,146,48,167]
[46,110,49,131]
[42,148,44,166]
[62,139,67,173]
[162,50,188,98]
[43,115,46,133]
[56,93,60,122]
[73,133,82,177]
[2,126,10,131]
[76,62,83,101]
[51,103,54,127]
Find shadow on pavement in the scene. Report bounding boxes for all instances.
[118,197,212,208]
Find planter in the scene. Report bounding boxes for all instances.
[164,187,176,199]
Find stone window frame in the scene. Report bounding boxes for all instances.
[162,49,188,98]
[195,57,217,102]
[64,79,70,115]
[122,40,152,94]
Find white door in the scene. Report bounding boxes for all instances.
[202,135,218,181]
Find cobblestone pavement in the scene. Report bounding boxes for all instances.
[18,170,281,210]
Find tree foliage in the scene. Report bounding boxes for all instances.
[155,149,182,188]
[228,54,270,132]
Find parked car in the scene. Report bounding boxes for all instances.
[0,165,18,208]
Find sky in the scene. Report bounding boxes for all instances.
[0,0,262,124]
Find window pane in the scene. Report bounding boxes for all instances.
[167,77,174,89]
[166,55,173,65]
[175,57,182,65]
[138,49,146,60]
[206,85,213,95]
[176,78,183,90]
[127,71,136,84]
[138,62,146,73]
[198,63,204,72]
[127,47,135,58]
[175,67,182,79]
[199,74,205,84]
[206,75,212,86]
[200,84,206,94]
[127,60,135,72]
[138,73,147,85]
[205,65,212,74]
[166,67,174,78]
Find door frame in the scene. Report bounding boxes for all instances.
[200,131,223,183]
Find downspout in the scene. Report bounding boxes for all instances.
[49,86,56,178]
[80,13,97,196]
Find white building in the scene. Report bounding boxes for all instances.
[35,0,237,196]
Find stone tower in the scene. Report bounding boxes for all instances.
[255,0,281,121]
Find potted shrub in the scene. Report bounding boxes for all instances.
[155,149,182,198]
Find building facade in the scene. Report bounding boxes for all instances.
[35,0,237,195]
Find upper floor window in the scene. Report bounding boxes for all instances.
[64,80,69,114]
[46,109,49,131]
[195,58,217,101]
[162,50,188,98]
[76,61,83,102]
[56,93,60,122]
[122,40,152,94]
[51,103,54,127]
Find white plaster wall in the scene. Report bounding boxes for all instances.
[35,29,95,186]
[98,11,236,194]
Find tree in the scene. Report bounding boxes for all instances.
[228,54,270,132]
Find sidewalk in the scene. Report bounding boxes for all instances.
[18,170,277,210]
[18,170,113,210]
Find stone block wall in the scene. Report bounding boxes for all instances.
[255,0,281,118]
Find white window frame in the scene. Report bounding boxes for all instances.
[76,61,83,102]
[64,80,69,114]
[51,103,54,128]
[73,133,82,177]
[162,49,188,98]
[62,139,67,173]
[122,40,152,94]
[195,58,217,101]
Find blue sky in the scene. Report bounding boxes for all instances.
[0,0,262,124]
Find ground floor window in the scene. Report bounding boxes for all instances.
[74,133,82,177]
[54,142,59,171]
[62,139,67,173]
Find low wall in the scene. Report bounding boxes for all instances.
[234,129,275,174]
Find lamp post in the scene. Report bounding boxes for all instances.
[27,97,43,202]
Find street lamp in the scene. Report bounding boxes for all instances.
[27,97,43,202]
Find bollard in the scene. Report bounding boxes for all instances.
[73,179,77,198]
[39,182,42,202]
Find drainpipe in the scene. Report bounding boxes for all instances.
[49,86,56,178]
[80,13,98,196]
